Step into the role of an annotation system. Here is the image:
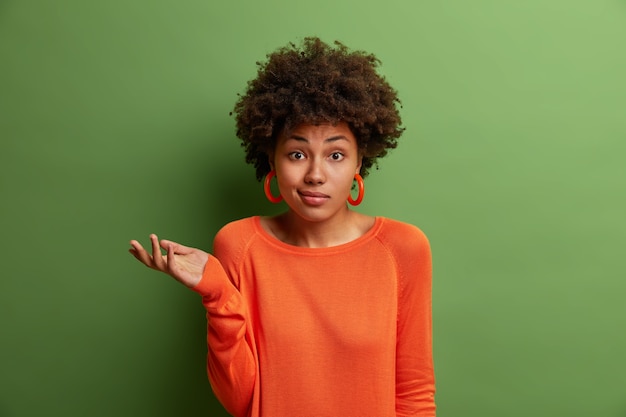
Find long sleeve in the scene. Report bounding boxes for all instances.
[192,255,256,417]
[190,216,435,417]
[394,227,436,416]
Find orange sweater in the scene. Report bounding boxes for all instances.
[192,216,435,417]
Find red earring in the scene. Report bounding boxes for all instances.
[347,174,364,206]
[264,170,283,203]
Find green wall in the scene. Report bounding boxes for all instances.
[1,1,625,416]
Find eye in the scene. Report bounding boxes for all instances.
[330,152,344,161]
[289,151,305,160]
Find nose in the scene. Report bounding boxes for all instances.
[304,159,325,185]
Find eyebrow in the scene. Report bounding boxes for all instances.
[288,135,349,143]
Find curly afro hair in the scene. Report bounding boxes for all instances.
[233,37,404,181]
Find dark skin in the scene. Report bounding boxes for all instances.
[128,234,207,288]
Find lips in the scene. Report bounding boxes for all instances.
[298,190,330,206]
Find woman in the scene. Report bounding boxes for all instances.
[129,37,435,417]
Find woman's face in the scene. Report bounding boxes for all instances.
[272,122,362,224]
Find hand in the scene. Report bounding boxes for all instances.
[129,234,208,288]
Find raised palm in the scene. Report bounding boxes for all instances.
[129,234,208,288]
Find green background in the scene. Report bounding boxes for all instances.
[1,0,625,416]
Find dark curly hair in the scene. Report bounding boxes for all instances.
[233,37,404,181]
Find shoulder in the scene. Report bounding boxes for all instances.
[213,216,258,261]
[376,217,430,256]
[212,217,260,285]
[376,218,432,297]
[215,216,257,240]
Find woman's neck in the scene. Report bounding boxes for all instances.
[267,209,374,248]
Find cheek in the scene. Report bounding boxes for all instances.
[275,167,300,188]
[345,176,357,192]
[332,169,357,190]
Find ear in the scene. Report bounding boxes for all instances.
[355,155,363,175]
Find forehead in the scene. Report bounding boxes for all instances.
[281,122,356,143]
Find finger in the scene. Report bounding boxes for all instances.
[128,248,150,266]
[166,244,177,274]
[129,239,144,252]
[160,239,191,255]
[129,239,155,267]
[150,234,167,270]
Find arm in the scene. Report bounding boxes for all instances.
[395,229,436,416]
[193,258,256,417]
[129,235,256,417]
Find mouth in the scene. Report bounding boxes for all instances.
[298,190,330,206]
